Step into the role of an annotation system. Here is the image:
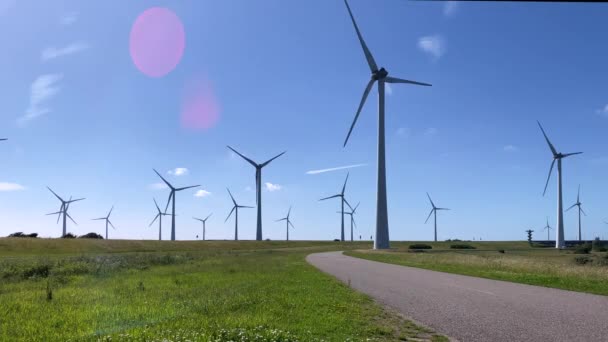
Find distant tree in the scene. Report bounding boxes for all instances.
[526,229,534,244]
[8,232,38,238]
[61,233,76,239]
[78,232,103,239]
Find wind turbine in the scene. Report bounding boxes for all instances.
[566,185,586,241]
[226,146,285,241]
[193,213,212,241]
[320,173,351,241]
[225,188,253,241]
[46,187,85,237]
[342,0,432,250]
[153,169,200,241]
[149,198,169,241]
[92,206,116,240]
[543,217,553,241]
[276,207,294,241]
[340,201,359,242]
[537,121,583,249]
[424,193,450,242]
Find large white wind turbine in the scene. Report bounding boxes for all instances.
[342,0,431,249]
[46,187,85,237]
[225,188,253,241]
[227,146,285,241]
[276,207,294,241]
[153,169,200,241]
[92,206,116,240]
[424,193,449,242]
[320,173,351,241]
[193,213,212,241]
[537,121,582,248]
[566,185,586,241]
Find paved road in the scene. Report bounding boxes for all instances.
[307,251,608,342]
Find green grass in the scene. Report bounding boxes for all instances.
[345,241,608,296]
[0,238,446,341]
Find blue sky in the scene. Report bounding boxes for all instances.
[0,0,607,241]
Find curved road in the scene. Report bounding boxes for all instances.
[307,251,608,342]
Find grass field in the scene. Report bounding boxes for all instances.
[0,238,447,342]
[346,241,608,296]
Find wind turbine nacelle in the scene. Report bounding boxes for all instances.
[373,68,388,80]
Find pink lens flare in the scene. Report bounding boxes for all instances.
[129,7,185,78]
[180,78,220,131]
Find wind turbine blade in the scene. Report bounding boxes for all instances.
[287,206,292,218]
[225,206,235,223]
[343,197,352,210]
[149,214,160,227]
[437,208,450,211]
[562,152,583,158]
[193,217,202,222]
[66,198,85,204]
[153,169,174,189]
[344,0,378,72]
[109,221,116,230]
[543,159,556,196]
[577,184,580,203]
[536,121,558,156]
[239,205,254,209]
[344,79,375,147]
[164,191,174,214]
[352,218,356,228]
[424,209,434,224]
[385,76,432,87]
[66,212,77,225]
[342,172,350,195]
[153,198,161,212]
[276,218,287,222]
[426,192,436,208]
[47,187,64,202]
[580,207,587,216]
[353,202,360,213]
[176,185,200,191]
[227,146,258,167]
[319,194,341,201]
[261,151,286,167]
[226,188,237,206]
[565,203,577,212]
[289,221,295,229]
[92,217,105,220]
[204,213,213,221]
[46,211,62,216]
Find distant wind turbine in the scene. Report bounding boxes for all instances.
[227,146,285,241]
[153,169,200,241]
[92,206,116,240]
[425,193,449,242]
[566,185,586,241]
[46,187,84,237]
[149,198,169,241]
[320,173,351,241]
[543,217,553,241]
[276,207,295,241]
[342,0,431,250]
[225,188,253,241]
[193,213,212,241]
[340,201,359,242]
[537,121,583,248]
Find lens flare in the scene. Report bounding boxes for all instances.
[129,7,185,78]
[180,79,220,131]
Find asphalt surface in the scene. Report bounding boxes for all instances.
[306,251,608,342]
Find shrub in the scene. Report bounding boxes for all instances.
[61,233,76,239]
[498,249,505,254]
[78,232,103,239]
[450,244,476,249]
[408,244,432,250]
[22,264,51,279]
[574,256,592,265]
[333,239,340,242]
[8,232,38,238]
[573,244,592,254]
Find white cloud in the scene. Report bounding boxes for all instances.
[60,12,78,26]
[168,168,189,176]
[0,182,25,191]
[265,182,282,192]
[596,104,608,117]
[418,35,446,60]
[503,145,518,152]
[443,1,458,17]
[41,42,88,62]
[149,183,168,190]
[18,74,63,125]
[424,127,438,136]
[306,163,367,175]
[194,190,211,198]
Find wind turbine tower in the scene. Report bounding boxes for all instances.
[276,207,295,241]
[320,173,351,241]
[92,206,116,239]
[149,198,169,241]
[543,218,553,241]
[46,187,85,237]
[566,185,586,241]
[424,193,450,242]
[193,213,212,241]
[225,188,253,241]
[153,169,200,241]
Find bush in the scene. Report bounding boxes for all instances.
[333,239,340,242]
[22,264,51,279]
[61,233,76,239]
[7,232,38,238]
[78,232,103,239]
[574,256,592,265]
[498,249,505,254]
[408,244,432,250]
[450,244,476,249]
[573,243,592,254]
